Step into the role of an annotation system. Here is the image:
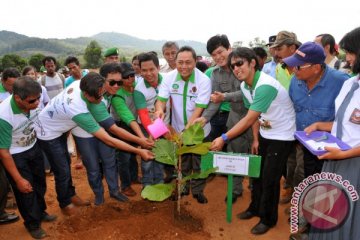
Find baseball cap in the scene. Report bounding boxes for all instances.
[283,42,326,67]
[266,35,277,46]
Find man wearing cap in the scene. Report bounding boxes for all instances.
[271,31,302,90]
[286,42,349,177]
[262,35,279,78]
[271,31,303,204]
[104,47,120,63]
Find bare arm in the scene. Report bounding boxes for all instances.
[251,120,260,154]
[186,107,205,129]
[154,100,167,120]
[108,124,153,149]
[304,122,334,135]
[129,120,146,138]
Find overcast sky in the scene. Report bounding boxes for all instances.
[2,0,359,47]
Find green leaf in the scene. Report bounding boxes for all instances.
[176,142,211,155]
[152,139,177,165]
[182,123,204,145]
[141,183,176,201]
[182,167,218,183]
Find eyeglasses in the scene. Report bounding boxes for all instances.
[27,96,41,104]
[108,80,123,86]
[123,74,135,79]
[295,64,313,71]
[230,60,245,70]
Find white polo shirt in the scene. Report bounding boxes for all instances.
[0,96,41,154]
[36,81,99,140]
[241,71,295,141]
[158,68,211,136]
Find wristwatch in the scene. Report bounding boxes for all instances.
[221,133,229,143]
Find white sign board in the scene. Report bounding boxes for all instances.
[213,154,249,175]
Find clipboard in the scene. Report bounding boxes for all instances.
[294,131,352,156]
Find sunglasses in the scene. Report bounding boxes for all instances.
[123,73,135,79]
[295,64,313,71]
[230,60,245,70]
[108,80,123,86]
[27,96,41,104]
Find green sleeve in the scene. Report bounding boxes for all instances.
[205,67,214,78]
[133,90,147,110]
[87,101,111,122]
[72,113,100,134]
[0,119,12,149]
[249,85,278,113]
[111,95,136,126]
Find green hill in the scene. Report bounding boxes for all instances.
[0,30,207,58]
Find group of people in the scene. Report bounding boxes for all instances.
[0,26,360,240]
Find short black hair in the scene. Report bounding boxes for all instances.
[80,72,105,98]
[316,34,337,54]
[13,76,41,100]
[99,62,122,78]
[228,47,260,71]
[64,56,80,66]
[138,52,160,68]
[196,61,209,73]
[2,67,20,81]
[206,34,230,55]
[340,27,360,74]
[252,47,267,59]
[176,46,197,61]
[42,56,57,66]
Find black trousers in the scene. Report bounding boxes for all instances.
[247,135,294,226]
[6,143,46,230]
[0,163,9,214]
[303,146,324,178]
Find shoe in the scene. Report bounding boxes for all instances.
[71,195,90,206]
[289,232,309,240]
[251,222,271,235]
[28,227,47,239]
[193,193,208,204]
[0,212,19,224]
[110,192,129,202]
[224,192,242,204]
[95,194,104,206]
[280,187,293,204]
[122,187,136,197]
[41,212,57,222]
[237,210,256,220]
[61,203,78,216]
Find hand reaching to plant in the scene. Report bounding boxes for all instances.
[192,117,207,128]
[210,137,225,151]
[139,137,155,149]
[138,149,155,161]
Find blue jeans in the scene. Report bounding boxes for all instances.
[141,160,164,186]
[116,150,132,190]
[38,134,75,208]
[73,136,119,196]
[7,143,46,230]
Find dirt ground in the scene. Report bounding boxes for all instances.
[0,164,291,240]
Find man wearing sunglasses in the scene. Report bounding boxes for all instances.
[0,77,57,239]
[211,47,296,235]
[286,42,349,178]
[35,72,154,215]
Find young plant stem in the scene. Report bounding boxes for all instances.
[177,154,182,214]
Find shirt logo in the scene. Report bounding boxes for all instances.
[191,86,197,93]
[172,84,179,89]
[67,88,74,94]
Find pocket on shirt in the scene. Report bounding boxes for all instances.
[311,107,334,119]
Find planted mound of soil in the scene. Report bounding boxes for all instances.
[54,200,210,240]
